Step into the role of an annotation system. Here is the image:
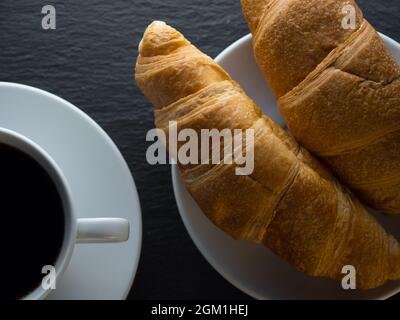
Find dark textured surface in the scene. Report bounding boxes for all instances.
[0,0,399,300]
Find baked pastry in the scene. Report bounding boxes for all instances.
[135,21,400,289]
[241,0,400,214]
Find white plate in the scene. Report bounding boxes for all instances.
[0,82,142,300]
[172,33,400,299]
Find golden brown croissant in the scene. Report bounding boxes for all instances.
[135,21,400,289]
[241,0,400,214]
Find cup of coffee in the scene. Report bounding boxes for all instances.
[0,127,130,300]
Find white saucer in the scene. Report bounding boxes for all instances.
[0,82,142,300]
[172,33,400,299]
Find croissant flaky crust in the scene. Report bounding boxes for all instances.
[135,21,400,289]
[241,0,400,214]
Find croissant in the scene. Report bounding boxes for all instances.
[241,0,400,214]
[135,21,400,289]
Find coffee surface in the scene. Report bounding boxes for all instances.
[0,143,64,299]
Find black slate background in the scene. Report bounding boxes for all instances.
[0,0,399,300]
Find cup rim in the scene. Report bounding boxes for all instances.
[0,127,77,300]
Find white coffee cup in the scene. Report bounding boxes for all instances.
[0,127,130,300]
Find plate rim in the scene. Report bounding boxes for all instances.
[171,32,400,300]
[0,81,143,300]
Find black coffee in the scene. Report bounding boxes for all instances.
[0,143,64,299]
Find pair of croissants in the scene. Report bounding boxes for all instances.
[135,0,400,290]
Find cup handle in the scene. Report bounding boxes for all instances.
[76,218,130,243]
